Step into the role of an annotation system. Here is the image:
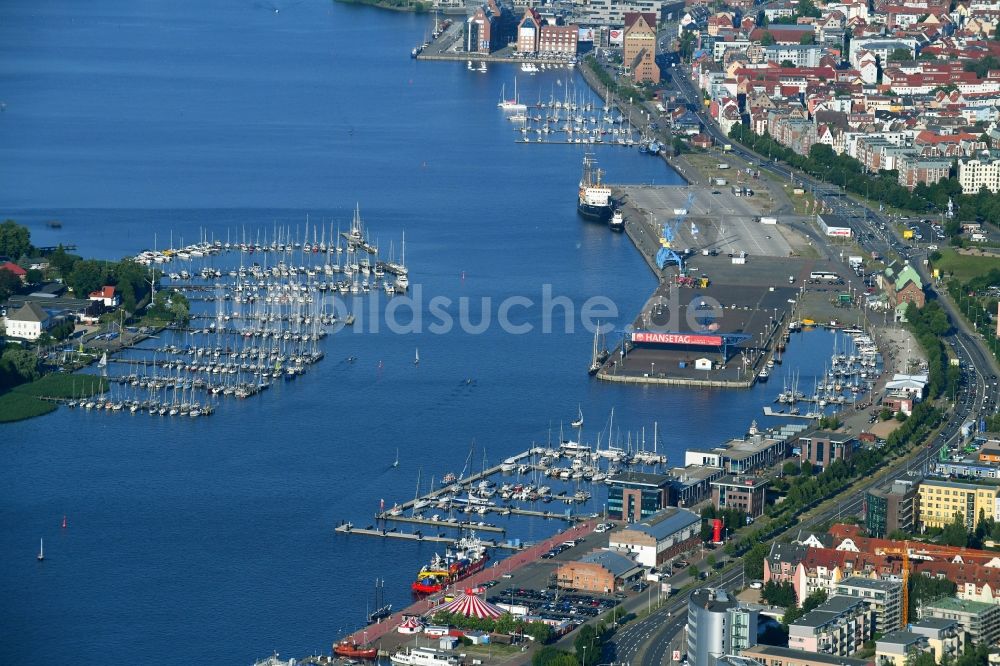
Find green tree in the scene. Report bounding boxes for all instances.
[533,647,576,666]
[879,407,893,421]
[799,33,814,45]
[1,347,41,384]
[574,623,602,666]
[760,31,775,46]
[941,514,970,547]
[909,573,957,621]
[762,580,796,607]
[0,220,31,259]
[688,564,700,579]
[706,554,717,569]
[47,245,79,278]
[68,259,110,298]
[796,0,820,18]
[25,268,43,285]
[744,541,770,580]
[965,54,1000,78]
[782,461,800,476]
[0,267,21,301]
[780,59,795,68]
[887,48,912,62]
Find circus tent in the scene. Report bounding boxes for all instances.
[397,616,424,634]
[434,592,503,619]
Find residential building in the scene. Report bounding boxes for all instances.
[538,24,578,55]
[623,12,658,84]
[958,155,1000,194]
[2,301,51,340]
[799,430,857,472]
[687,588,759,666]
[865,479,918,538]
[711,475,769,520]
[88,285,120,308]
[835,577,904,634]
[920,597,1000,647]
[909,618,963,664]
[608,507,700,567]
[465,0,515,54]
[0,261,27,282]
[516,8,541,53]
[917,478,1000,530]
[881,264,925,320]
[555,549,643,593]
[896,155,952,190]
[763,45,825,68]
[574,0,663,27]
[875,631,930,666]
[607,472,672,522]
[739,645,874,666]
[787,596,873,657]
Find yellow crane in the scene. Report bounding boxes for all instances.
[877,544,911,627]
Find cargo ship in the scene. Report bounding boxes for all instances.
[577,154,613,222]
[411,535,489,594]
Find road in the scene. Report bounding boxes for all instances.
[602,65,1000,666]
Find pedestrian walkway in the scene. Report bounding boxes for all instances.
[343,521,597,647]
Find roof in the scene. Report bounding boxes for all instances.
[923,596,999,615]
[712,474,770,489]
[910,617,958,630]
[768,542,808,565]
[0,261,26,277]
[6,301,49,323]
[619,507,700,541]
[895,265,922,291]
[838,575,901,589]
[792,596,866,628]
[741,645,874,666]
[877,630,925,647]
[801,429,855,443]
[608,471,671,488]
[579,550,641,578]
[690,588,738,612]
[89,285,116,299]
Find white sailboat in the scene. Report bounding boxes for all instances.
[414,348,419,366]
[393,448,400,468]
[37,538,44,561]
[571,405,583,429]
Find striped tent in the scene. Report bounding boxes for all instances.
[397,616,424,634]
[435,592,503,619]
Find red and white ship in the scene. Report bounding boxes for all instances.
[411,535,489,594]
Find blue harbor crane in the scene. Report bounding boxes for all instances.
[655,191,696,271]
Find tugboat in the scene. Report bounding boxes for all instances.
[334,639,378,660]
[577,154,613,222]
[411,534,489,594]
[609,209,625,232]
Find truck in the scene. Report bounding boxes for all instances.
[717,163,730,170]
[713,177,728,186]
[722,144,732,152]
[759,216,777,225]
[673,208,688,215]
[848,255,864,269]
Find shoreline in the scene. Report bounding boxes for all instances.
[334,0,432,13]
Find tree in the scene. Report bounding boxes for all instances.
[760,31,775,46]
[688,564,700,579]
[744,541,770,580]
[782,461,800,476]
[941,514,970,547]
[909,573,956,620]
[780,59,795,68]
[67,259,110,298]
[783,588,827,626]
[799,33,814,45]
[879,407,893,421]
[762,581,797,607]
[25,268,43,285]
[0,220,31,259]
[706,554,717,569]
[534,647,576,666]
[0,268,21,301]
[964,55,1000,78]
[887,48,911,62]
[796,0,820,18]
[1,347,41,384]
[47,245,79,278]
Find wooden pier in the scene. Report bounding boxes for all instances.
[381,515,505,533]
[334,524,525,551]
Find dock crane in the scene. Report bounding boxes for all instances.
[655,192,696,271]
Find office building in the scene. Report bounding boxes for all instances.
[608,472,672,522]
[835,577,903,634]
[687,588,759,666]
[787,596,873,657]
[917,478,1000,530]
[608,507,700,567]
[865,479,918,538]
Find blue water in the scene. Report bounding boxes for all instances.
[1,1,838,662]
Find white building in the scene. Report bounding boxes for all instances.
[574,0,663,26]
[958,155,1000,194]
[3,302,51,340]
[763,44,825,68]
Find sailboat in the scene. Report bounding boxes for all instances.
[571,405,584,429]
[588,323,607,375]
[414,348,419,366]
[393,448,400,468]
[368,578,392,623]
[37,538,44,561]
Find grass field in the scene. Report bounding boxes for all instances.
[0,373,109,424]
[0,391,57,423]
[933,248,1000,283]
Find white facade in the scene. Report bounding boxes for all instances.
[958,156,1000,194]
[574,0,663,26]
[3,303,51,341]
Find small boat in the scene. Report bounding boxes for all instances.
[37,538,44,561]
[609,209,625,232]
[571,405,583,429]
[414,348,419,366]
[393,448,400,468]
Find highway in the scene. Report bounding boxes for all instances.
[601,66,1000,666]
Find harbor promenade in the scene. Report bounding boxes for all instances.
[341,520,597,649]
